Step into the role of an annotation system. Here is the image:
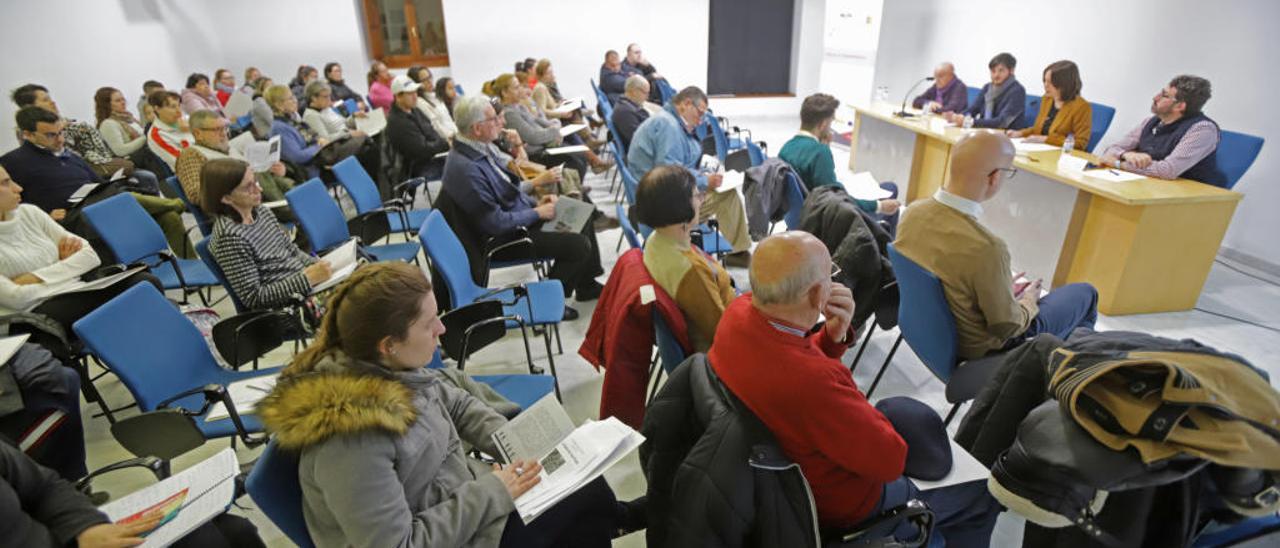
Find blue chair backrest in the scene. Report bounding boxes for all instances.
[965,86,981,109]
[419,211,484,306]
[454,84,464,96]
[653,309,686,374]
[1086,102,1116,153]
[886,244,959,383]
[82,193,169,264]
[286,178,350,252]
[707,113,730,163]
[1023,94,1041,130]
[782,171,807,230]
[331,157,383,214]
[195,237,248,313]
[246,441,315,548]
[426,348,445,369]
[342,98,357,116]
[72,283,224,411]
[616,204,642,250]
[656,79,677,105]
[1216,130,1265,190]
[615,142,640,204]
[746,141,766,167]
[164,175,212,237]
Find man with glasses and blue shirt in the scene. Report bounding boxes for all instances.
[627,86,753,267]
[893,131,1098,360]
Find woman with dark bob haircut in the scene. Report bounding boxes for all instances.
[633,165,737,351]
[1008,60,1093,150]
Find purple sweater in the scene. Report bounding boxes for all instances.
[911,78,968,113]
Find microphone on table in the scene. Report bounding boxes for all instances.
[895,76,936,118]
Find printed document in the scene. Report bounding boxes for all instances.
[558,123,587,137]
[310,239,359,294]
[244,136,281,172]
[541,197,595,234]
[355,109,387,137]
[98,448,239,547]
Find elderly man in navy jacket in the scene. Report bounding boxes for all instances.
[442,95,604,313]
[946,52,1027,130]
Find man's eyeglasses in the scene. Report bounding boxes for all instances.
[30,130,64,141]
[989,167,1018,180]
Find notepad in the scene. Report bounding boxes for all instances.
[545,145,589,155]
[355,109,387,136]
[558,123,587,137]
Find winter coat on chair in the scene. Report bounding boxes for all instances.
[743,158,800,240]
[797,186,896,331]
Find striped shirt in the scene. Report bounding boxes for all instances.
[208,206,316,310]
[1101,116,1219,180]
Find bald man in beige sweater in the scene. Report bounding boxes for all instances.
[894,131,1097,359]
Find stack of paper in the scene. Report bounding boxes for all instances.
[550,98,583,115]
[545,145,589,155]
[355,109,387,137]
[22,267,148,311]
[558,123,587,137]
[206,374,278,421]
[98,448,239,547]
[1011,138,1060,153]
[845,171,894,200]
[310,239,360,294]
[716,170,745,194]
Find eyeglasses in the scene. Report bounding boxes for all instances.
[989,167,1018,179]
[233,179,262,194]
[30,129,64,140]
[196,125,229,133]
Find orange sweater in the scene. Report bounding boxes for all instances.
[1017,96,1092,150]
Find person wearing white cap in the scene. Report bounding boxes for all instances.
[386,74,450,180]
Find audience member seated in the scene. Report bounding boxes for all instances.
[779,93,900,218]
[0,343,87,481]
[386,75,450,180]
[407,65,459,141]
[213,68,236,106]
[203,158,330,310]
[1098,75,1227,185]
[265,85,331,179]
[911,62,968,114]
[248,77,276,138]
[492,73,596,177]
[137,80,164,125]
[530,59,579,125]
[945,52,1027,129]
[257,262,640,547]
[240,67,261,95]
[323,62,366,111]
[435,76,459,117]
[611,75,650,151]
[146,90,194,170]
[179,73,226,118]
[708,231,1003,545]
[0,164,162,354]
[633,166,735,352]
[289,65,320,104]
[1007,60,1092,150]
[0,441,266,547]
[367,60,394,112]
[12,84,159,193]
[492,118,583,200]
[894,131,1098,360]
[622,43,667,103]
[301,81,368,143]
[2,108,192,256]
[598,50,627,106]
[627,86,752,266]
[94,87,147,161]
[443,95,604,307]
[176,110,296,216]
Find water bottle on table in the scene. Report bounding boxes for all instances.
[1061,133,1075,155]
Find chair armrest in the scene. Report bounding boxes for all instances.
[392,177,426,200]
[157,383,266,447]
[213,310,292,368]
[476,284,530,306]
[76,457,170,491]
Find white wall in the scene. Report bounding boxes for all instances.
[873,0,1280,269]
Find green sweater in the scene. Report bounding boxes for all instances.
[778,134,877,213]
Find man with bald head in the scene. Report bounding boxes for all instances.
[709,232,1000,544]
[610,75,650,150]
[910,62,968,114]
[895,131,1097,360]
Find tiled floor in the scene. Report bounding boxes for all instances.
[80,116,1280,547]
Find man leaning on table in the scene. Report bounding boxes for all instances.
[944,53,1026,130]
[911,62,968,115]
[894,131,1098,360]
[1097,75,1227,186]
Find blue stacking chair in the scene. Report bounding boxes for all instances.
[746,140,767,167]
[646,309,689,404]
[1193,513,1280,547]
[72,283,279,443]
[426,349,554,413]
[618,155,731,257]
[82,193,221,305]
[286,178,421,264]
[420,211,567,398]
[1023,94,1041,130]
[454,84,465,96]
[706,114,747,164]
[1215,130,1265,190]
[163,175,213,238]
[616,204,643,250]
[879,244,1005,424]
[781,171,808,231]
[246,441,314,548]
[655,79,677,105]
[332,156,429,240]
[965,86,981,110]
[1086,102,1116,153]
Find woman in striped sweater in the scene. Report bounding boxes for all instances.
[201,158,331,310]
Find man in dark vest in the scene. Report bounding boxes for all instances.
[1099,75,1227,187]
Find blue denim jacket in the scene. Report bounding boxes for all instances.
[626,103,708,190]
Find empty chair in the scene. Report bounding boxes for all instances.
[331,156,430,239]
[966,86,981,109]
[81,193,220,304]
[1215,130,1265,190]
[426,349,554,413]
[285,178,421,263]
[1087,102,1116,153]
[1023,94,1041,131]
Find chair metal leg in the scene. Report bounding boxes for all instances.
[944,402,962,426]
[865,334,903,398]
[849,323,877,373]
[554,324,563,355]
[541,327,562,401]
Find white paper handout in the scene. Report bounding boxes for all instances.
[109,168,128,182]
[355,109,387,137]
[206,374,278,421]
[98,448,239,547]
[545,145,589,156]
[845,171,893,200]
[1010,138,1060,153]
[228,131,256,160]
[0,334,31,367]
[1057,154,1089,174]
[66,183,100,204]
[716,170,745,194]
[909,438,989,491]
[491,395,645,524]
[244,136,281,173]
[542,196,596,234]
[310,239,359,294]
[223,92,255,120]
[1083,168,1145,183]
[558,123,587,137]
[23,267,149,311]
[550,98,584,115]
[261,200,288,209]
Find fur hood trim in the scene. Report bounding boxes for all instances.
[258,370,417,450]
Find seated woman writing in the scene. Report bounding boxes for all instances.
[633,165,737,352]
[202,158,331,311]
[257,262,643,548]
[265,85,364,180]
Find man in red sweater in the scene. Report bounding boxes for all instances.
[709,232,1000,546]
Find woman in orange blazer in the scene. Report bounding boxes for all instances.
[1009,60,1092,151]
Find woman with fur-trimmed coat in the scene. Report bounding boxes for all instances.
[257,263,642,548]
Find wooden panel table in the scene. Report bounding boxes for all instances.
[845,102,1242,315]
